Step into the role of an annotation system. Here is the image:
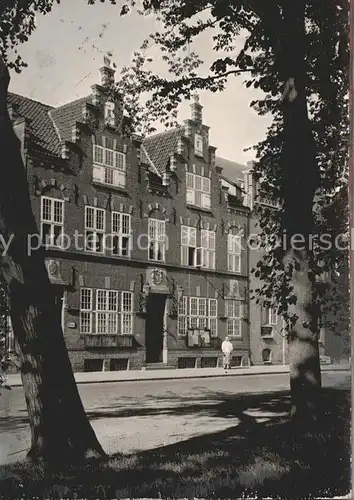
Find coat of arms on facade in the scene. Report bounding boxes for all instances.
[151,268,164,286]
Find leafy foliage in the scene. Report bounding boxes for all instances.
[0,0,61,72]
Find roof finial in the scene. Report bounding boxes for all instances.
[193,93,200,104]
[104,51,113,68]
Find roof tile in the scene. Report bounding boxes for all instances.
[7,92,61,156]
[142,127,183,175]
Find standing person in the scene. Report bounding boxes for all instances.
[221,336,233,371]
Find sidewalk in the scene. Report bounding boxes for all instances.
[5,363,350,388]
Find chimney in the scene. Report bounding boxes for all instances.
[190,94,203,123]
[99,53,115,87]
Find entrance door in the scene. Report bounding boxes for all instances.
[145,293,166,363]
[53,288,64,330]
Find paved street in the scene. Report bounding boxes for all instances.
[0,371,350,466]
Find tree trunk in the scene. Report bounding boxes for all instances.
[284,250,322,423]
[0,56,106,467]
[280,0,322,421]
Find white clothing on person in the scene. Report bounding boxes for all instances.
[221,339,233,355]
[221,339,233,369]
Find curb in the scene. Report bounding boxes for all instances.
[5,365,350,388]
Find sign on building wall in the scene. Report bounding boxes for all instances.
[187,329,211,348]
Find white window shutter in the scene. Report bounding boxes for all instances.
[195,175,202,191]
[203,177,210,193]
[201,230,208,249]
[189,227,197,247]
[196,247,202,267]
[209,231,215,251]
[181,246,188,265]
[186,188,194,205]
[181,226,189,246]
[186,173,194,188]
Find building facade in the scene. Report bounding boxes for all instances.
[221,158,350,366]
[7,62,251,372]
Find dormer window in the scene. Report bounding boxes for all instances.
[104,101,115,127]
[93,137,126,188]
[186,172,211,209]
[194,133,203,157]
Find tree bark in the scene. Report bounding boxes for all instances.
[0,56,106,467]
[280,0,322,422]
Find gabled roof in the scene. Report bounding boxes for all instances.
[142,127,248,187]
[7,92,61,156]
[50,96,91,143]
[142,127,183,175]
[216,156,246,185]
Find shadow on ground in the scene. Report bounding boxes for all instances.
[0,387,350,499]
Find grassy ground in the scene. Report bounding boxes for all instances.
[0,387,350,499]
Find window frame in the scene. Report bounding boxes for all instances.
[178,296,218,338]
[186,172,211,209]
[79,288,133,335]
[201,229,216,270]
[225,299,242,338]
[227,234,242,273]
[262,348,272,364]
[80,288,93,334]
[148,218,166,262]
[181,225,197,266]
[111,211,132,258]
[40,196,65,248]
[92,139,126,188]
[268,307,277,325]
[84,206,106,254]
[181,226,215,270]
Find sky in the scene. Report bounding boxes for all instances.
[8,0,271,164]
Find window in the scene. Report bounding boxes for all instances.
[194,133,203,156]
[268,307,277,325]
[177,297,218,337]
[181,226,198,266]
[186,172,211,209]
[181,226,215,269]
[121,291,133,335]
[201,230,215,270]
[228,234,241,273]
[93,138,126,188]
[41,196,64,248]
[104,102,115,127]
[84,359,104,372]
[226,299,242,338]
[262,348,272,364]
[96,289,119,334]
[112,212,131,257]
[208,298,218,337]
[80,288,93,334]
[177,296,188,337]
[85,207,105,253]
[148,218,166,262]
[231,356,243,367]
[80,288,133,335]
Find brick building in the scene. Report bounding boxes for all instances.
[221,158,350,366]
[7,62,251,372]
